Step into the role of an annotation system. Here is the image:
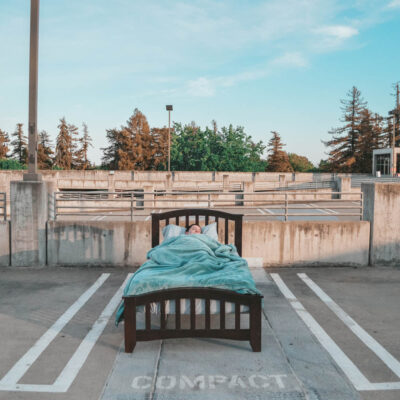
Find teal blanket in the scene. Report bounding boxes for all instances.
[115,234,260,324]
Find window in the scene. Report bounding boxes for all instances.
[375,154,391,175]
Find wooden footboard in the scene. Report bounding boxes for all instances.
[123,287,263,353]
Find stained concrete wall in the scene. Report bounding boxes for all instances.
[46,220,370,267]
[362,182,400,265]
[0,221,10,267]
[47,221,151,267]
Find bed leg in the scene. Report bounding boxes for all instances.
[124,298,136,353]
[250,298,262,352]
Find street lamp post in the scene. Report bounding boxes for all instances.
[389,109,398,176]
[166,105,173,172]
[24,0,41,181]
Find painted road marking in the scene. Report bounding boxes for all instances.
[307,204,331,215]
[271,273,400,391]
[0,273,132,393]
[145,210,156,221]
[263,208,275,214]
[0,273,110,387]
[257,208,266,215]
[298,273,400,378]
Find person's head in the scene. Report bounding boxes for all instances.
[185,224,201,235]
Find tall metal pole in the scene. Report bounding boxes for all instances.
[24,0,41,181]
[393,115,396,176]
[168,110,171,172]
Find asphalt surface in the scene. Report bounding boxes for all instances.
[0,266,399,399]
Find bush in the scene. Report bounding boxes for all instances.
[0,159,27,170]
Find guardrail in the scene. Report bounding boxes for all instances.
[54,190,363,221]
[0,192,6,221]
[351,176,400,188]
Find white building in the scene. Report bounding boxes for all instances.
[372,147,400,176]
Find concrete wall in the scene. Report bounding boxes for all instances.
[47,221,151,267]
[46,220,370,267]
[243,221,370,266]
[0,221,10,267]
[362,182,400,265]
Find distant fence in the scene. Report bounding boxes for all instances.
[0,193,6,221]
[54,190,363,221]
[351,176,400,188]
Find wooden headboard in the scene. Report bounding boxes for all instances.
[151,209,243,256]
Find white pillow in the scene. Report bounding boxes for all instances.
[202,222,218,241]
[162,224,185,241]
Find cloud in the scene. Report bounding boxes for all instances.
[187,77,216,97]
[387,0,400,8]
[271,52,309,68]
[315,25,359,40]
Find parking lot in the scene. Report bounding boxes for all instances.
[1,266,399,400]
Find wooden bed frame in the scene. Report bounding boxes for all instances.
[123,209,263,353]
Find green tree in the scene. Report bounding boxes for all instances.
[0,129,10,159]
[266,131,293,172]
[288,153,315,172]
[101,128,121,170]
[323,87,367,172]
[0,159,26,170]
[37,130,54,170]
[10,123,28,165]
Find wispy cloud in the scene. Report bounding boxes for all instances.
[271,52,309,68]
[387,0,400,8]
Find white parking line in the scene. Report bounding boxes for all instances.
[271,273,400,391]
[257,208,266,215]
[298,273,400,378]
[0,273,132,393]
[263,208,275,215]
[307,204,331,215]
[0,274,110,387]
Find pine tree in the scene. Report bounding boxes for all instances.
[55,118,78,170]
[0,129,10,159]
[101,128,121,170]
[117,128,135,170]
[266,131,293,172]
[150,127,168,170]
[355,110,385,173]
[75,123,92,170]
[38,130,54,169]
[10,123,28,164]
[323,87,367,172]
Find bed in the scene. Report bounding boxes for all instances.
[122,209,263,353]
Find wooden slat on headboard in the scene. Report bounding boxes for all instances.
[151,209,243,256]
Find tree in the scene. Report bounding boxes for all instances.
[149,127,168,170]
[10,123,28,165]
[355,109,385,173]
[266,131,293,172]
[55,118,78,170]
[0,129,10,159]
[37,130,54,169]
[0,159,26,170]
[75,123,92,170]
[101,128,121,170]
[288,153,315,172]
[323,87,367,172]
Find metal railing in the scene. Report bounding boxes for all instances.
[54,190,363,221]
[0,193,6,221]
[351,176,400,188]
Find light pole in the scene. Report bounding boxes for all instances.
[166,105,173,172]
[389,109,398,176]
[24,0,41,181]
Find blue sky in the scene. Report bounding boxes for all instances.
[1,0,400,165]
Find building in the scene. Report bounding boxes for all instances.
[372,147,400,176]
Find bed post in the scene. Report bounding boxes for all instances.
[250,296,262,352]
[235,214,243,256]
[124,297,136,353]
[152,214,160,248]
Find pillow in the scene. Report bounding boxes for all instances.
[202,222,218,241]
[162,224,185,241]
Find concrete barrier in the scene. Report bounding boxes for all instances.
[47,221,151,267]
[243,220,370,266]
[46,220,370,267]
[0,221,10,267]
[362,182,400,265]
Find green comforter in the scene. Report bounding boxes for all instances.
[115,234,260,325]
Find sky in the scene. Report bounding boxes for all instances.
[1,0,400,166]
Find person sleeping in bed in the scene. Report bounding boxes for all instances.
[185,224,202,235]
